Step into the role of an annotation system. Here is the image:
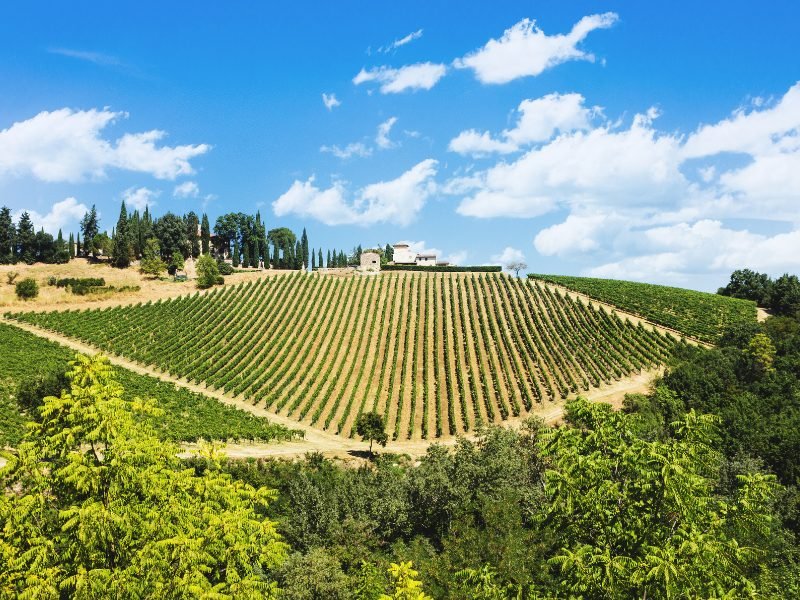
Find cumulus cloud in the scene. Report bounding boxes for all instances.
[0,108,210,183]
[320,142,373,159]
[322,93,341,110]
[173,180,199,198]
[14,197,89,235]
[454,13,618,84]
[273,159,438,226]
[446,81,800,287]
[353,62,447,94]
[398,240,467,265]
[375,117,398,149]
[122,186,160,211]
[491,246,526,266]
[449,92,598,156]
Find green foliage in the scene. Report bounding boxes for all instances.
[279,547,350,599]
[0,322,299,444]
[356,411,388,454]
[0,354,288,597]
[5,271,18,285]
[379,562,432,600]
[196,254,223,289]
[718,268,773,305]
[531,273,758,343]
[138,238,167,278]
[216,258,234,275]
[111,200,131,268]
[79,205,99,256]
[14,277,38,300]
[746,332,776,374]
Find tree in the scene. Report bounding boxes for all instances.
[771,274,800,317]
[34,229,56,263]
[139,238,166,278]
[279,548,349,600]
[80,204,99,257]
[379,562,432,600]
[506,261,527,278]
[0,206,15,264]
[112,200,131,268]
[185,211,201,258]
[0,354,287,596]
[746,332,776,375]
[355,411,388,455]
[15,277,39,300]
[92,232,112,257]
[718,268,773,305]
[318,249,323,270]
[16,211,35,264]
[200,213,211,255]
[153,212,187,260]
[68,232,75,259]
[311,247,316,270]
[196,254,222,289]
[168,250,185,276]
[326,250,331,268]
[385,243,394,264]
[232,238,241,267]
[301,227,309,271]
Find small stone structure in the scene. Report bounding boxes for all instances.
[359,251,381,273]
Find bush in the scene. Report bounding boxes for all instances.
[382,264,502,272]
[15,277,39,300]
[197,254,223,289]
[55,277,105,288]
[216,259,234,275]
[46,276,57,286]
[6,271,18,285]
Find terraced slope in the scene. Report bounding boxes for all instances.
[8,272,678,440]
[529,274,757,344]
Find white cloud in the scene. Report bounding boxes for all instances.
[376,117,398,149]
[14,197,89,235]
[0,108,210,183]
[320,142,373,159]
[379,29,424,53]
[491,246,526,266]
[123,186,160,211]
[48,47,123,67]
[444,81,800,287]
[454,13,618,84]
[322,93,341,111]
[273,159,438,226]
[353,62,447,94]
[173,180,199,198]
[449,92,598,156]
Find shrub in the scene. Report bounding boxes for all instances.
[197,254,223,289]
[47,276,57,286]
[55,277,105,288]
[6,271,19,285]
[216,259,234,275]
[15,277,39,300]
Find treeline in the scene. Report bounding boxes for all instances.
[313,244,395,269]
[0,207,71,265]
[718,268,800,316]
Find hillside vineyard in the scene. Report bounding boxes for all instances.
[10,272,677,439]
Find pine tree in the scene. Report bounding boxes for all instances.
[232,239,240,268]
[16,211,36,264]
[112,200,131,268]
[0,206,15,264]
[80,205,99,257]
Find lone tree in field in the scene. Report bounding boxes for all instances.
[507,260,528,278]
[355,411,388,455]
[196,254,222,289]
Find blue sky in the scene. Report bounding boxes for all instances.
[1,1,799,290]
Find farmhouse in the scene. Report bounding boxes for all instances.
[359,251,381,273]
[392,243,443,267]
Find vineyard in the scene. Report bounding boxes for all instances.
[7,272,679,440]
[528,274,758,344]
[0,322,297,445]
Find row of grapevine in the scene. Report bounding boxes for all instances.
[8,272,680,439]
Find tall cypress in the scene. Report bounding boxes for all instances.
[68,232,75,259]
[76,233,81,257]
[201,213,211,255]
[300,227,309,270]
[326,249,331,268]
[311,247,316,270]
[272,244,280,269]
[232,239,240,268]
[249,238,258,268]
[80,205,99,257]
[295,240,302,269]
[185,211,200,258]
[318,249,323,270]
[112,200,131,268]
[242,240,251,269]
[0,206,14,264]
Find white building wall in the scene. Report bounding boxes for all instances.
[393,245,417,264]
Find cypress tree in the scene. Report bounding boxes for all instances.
[0,206,14,264]
[295,240,302,269]
[129,210,141,258]
[326,249,331,268]
[112,201,131,268]
[68,233,75,259]
[201,213,211,255]
[311,247,316,270]
[185,211,200,258]
[385,243,393,262]
[300,227,309,270]
[76,233,81,257]
[232,239,240,268]
[249,238,258,268]
[318,249,323,270]
[80,205,99,257]
[272,244,280,269]
[242,240,250,269]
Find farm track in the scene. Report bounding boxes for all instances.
[5,272,680,443]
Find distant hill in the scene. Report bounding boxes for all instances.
[8,272,678,440]
[529,274,757,344]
